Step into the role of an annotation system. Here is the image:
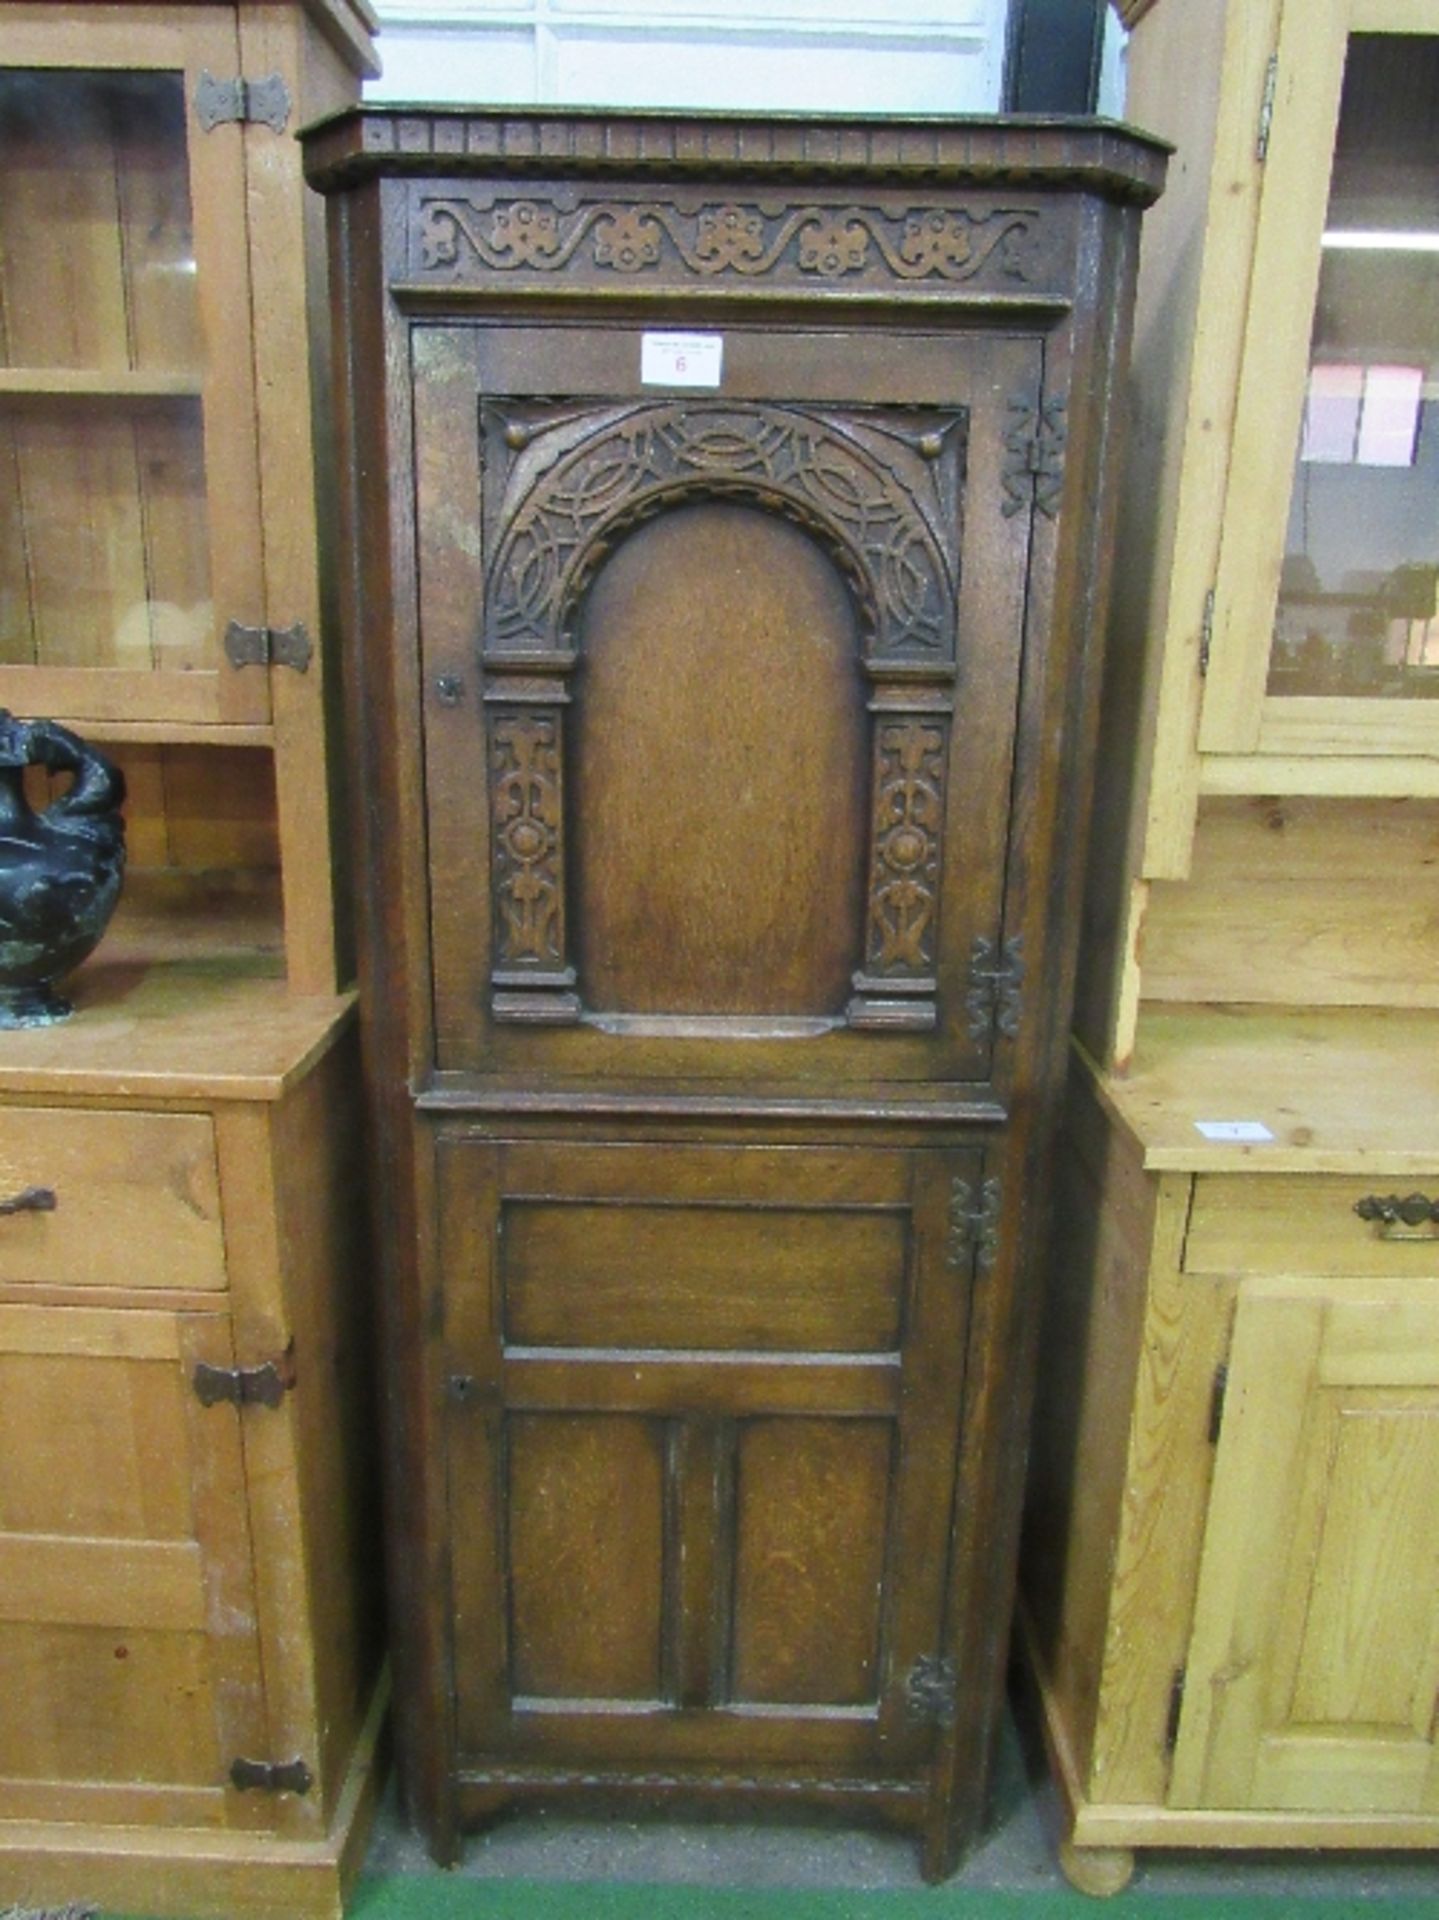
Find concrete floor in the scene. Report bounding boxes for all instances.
[361,1683,1439,1901]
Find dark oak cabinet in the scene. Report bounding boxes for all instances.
[303,109,1164,1878]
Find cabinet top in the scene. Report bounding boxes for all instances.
[301,106,1169,205]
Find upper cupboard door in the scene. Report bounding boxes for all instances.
[1202,3,1439,765]
[418,322,1042,1088]
[0,14,266,728]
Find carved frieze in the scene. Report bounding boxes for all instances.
[418,194,1042,289]
[481,399,963,664]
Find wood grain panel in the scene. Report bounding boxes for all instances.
[574,501,867,1017]
[732,1417,892,1706]
[507,1412,664,1702]
[502,1198,905,1352]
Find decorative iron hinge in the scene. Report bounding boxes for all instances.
[1198,588,1215,678]
[195,71,293,134]
[1207,1362,1229,1445]
[1001,395,1067,520]
[1166,1667,1187,1751]
[224,620,312,673]
[193,1352,296,1411]
[906,1653,959,1728]
[1256,54,1279,163]
[946,1176,1002,1273]
[966,934,1024,1044]
[230,1755,313,1795]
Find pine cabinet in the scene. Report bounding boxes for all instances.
[1021,1012,1439,1893]
[305,106,1163,1878]
[0,4,385,1914]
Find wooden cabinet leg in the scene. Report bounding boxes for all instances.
[1058,1839,1136,1897]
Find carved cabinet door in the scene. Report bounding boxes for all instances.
[438,1136,991,1776]
[415,321,1043,1091]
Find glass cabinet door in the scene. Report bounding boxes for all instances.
[0,14,266,728]
[1202,0,1439,764]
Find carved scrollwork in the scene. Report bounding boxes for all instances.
[865,718,947,976]
[482,400,962,664]
[418,195,1041,287]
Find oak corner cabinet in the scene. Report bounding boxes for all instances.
[302,106,1166,1879]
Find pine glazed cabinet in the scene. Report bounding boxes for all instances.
[0,3,386,1914]
[303,107,1165,1877]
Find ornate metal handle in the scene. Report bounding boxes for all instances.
[0,1185,57,1216]
[1354,1192,1439,1237]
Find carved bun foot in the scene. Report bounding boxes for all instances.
[0,981,72,1028]
[1058,1839,1135,1898]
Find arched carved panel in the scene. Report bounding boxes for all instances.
[481,398,964,1029]
[481,399,963,666]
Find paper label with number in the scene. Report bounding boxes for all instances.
[641,332,724,389]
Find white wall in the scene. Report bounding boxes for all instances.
[365,0,1013,113]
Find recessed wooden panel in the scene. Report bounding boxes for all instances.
[507,1412,664,1702]
[502,1199,906,1353]
[0,1346,194,1538]
[573,501,867,1017]
[732,1417,892,1706]
[0,1624,220,1789]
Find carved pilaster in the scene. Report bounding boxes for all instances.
[486,692,579,1024]
[848,695,950,1032]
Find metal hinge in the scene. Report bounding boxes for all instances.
[193,1351,297,1411]
[1256,54,1279,164]
[1207,1362,1229,1444]
[966,934,1024,1044]
[905,1653,959,1728]
[230,1755,313,1796]
[946,1176,1002,1274]
[1001,396,1067,520]
[224,620,313,674]
[1165,1667,1187,1751]
[1198,588,1215,678]
[195,71,293,134]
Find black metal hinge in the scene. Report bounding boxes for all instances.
[224,620,312,674]
[193,1351,297,1411]
[1256,54,1279,164]
[231,1755,313,1795]
[966,934,1024,1044]
[946,1176,1003,1274]
[1002,395,1067,519]
[195,72,293,134]
[1198,588,1215,678]
[906,1654,959,1728]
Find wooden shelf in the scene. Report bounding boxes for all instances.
[1090,1003,1439,1171]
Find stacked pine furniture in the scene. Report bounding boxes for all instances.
[0,5,385,1917]
[1019,0,1439,1895]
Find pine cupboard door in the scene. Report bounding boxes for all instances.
[416,322,1040,1089]
[1170,1274,1439,1816]
[0,1303,274,1831]
[439,1138,982,1778]
[0,10,267,727]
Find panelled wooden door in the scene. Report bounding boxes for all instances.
[439,1139,983,1773]
[0,1303,273,1830]
[415,321,1040,1088]
[1171,1275,1439,1816]
[0,10,267,727]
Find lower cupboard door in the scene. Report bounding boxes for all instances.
[0,1304,273,1830]
[440,1138,982,1779]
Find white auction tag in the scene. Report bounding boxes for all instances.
[641,331,724,389]
[1193,1120,1275,1143]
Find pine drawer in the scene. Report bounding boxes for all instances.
[0,1107,226,1292]
[1185,1172,1439,1279]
